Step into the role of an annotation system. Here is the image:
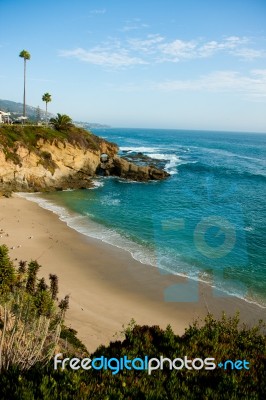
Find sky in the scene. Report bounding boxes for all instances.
[1,0,266,132]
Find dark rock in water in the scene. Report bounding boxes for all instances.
[97,156,169,181]
[56,172,95,190]
[121,151,166,170]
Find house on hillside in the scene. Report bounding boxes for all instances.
[0,110,11,124]
[14,116,28,124]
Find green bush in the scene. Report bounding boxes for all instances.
[0,124,102,151]
[0,246,69,373]
[38,151,58,174]
[1,246,265,399]
[0,314,265,399]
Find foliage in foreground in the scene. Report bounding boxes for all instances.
[0,245,69,372]
[0,314,265,400]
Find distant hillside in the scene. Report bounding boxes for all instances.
[0,99,110,128]
[75,121,111,129]
[0,99,54,122]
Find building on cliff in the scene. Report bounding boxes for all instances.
[0,111,11,124]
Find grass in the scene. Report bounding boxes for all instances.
[0,124,101,149]
[0,124,112,173]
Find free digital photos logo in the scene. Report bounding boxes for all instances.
[54,354,250,375]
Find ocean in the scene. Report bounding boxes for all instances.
[23,128,266,308]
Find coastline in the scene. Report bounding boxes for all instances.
[0,194,265,352]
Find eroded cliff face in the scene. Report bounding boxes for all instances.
[0,128,169,193]
[0,138,118,192]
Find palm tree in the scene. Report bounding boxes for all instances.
[19,50,31,119]
[49,113,73,130]
[42,93,52,124]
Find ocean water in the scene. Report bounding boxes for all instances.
[23,128,266,307]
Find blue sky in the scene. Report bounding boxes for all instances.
[1,0,266,131]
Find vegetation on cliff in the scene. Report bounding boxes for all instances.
[0,123,111,154]
[49,113,73,131]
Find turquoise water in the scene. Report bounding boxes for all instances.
[25,129,266,307]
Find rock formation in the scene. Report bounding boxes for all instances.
[98,156,169,181]
[0,125,169,193]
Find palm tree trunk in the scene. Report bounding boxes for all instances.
[23,58,26,118]
[45,103,48,125]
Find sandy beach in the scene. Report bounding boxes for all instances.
[0,194,265,352]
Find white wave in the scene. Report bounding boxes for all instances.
[90,179,105,189]
[116,179,149,184]
[17,192,156,267]
[17,193,72,221]
[165,164,178,175]
[120,146,160,153]
[148,153,169,160]
[120,147,181,175]
[180,160,197,165]
[244,226,254,232]
[100,196,120,206]
[148,153,181,175]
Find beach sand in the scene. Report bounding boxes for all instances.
[0,194,265,352]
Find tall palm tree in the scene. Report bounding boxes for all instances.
[42,93,52,124]
[19,50,31,119]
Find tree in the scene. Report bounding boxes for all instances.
[0,245,16,294]
[26,261,41,295]
[49,274,58,300]
[49,113,73,131]
[42,93,52,125]
[0,246,69,372]
[35,105,41,122]
[19,50,31,119]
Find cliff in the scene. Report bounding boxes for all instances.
[0,125,169,192]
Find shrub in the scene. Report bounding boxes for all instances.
[0,314,265,399]
[0,245,69,372]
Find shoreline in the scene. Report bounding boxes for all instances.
[0,194,265,352]
[18,190,266,311]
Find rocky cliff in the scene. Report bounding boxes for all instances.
[0,125,169,193]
